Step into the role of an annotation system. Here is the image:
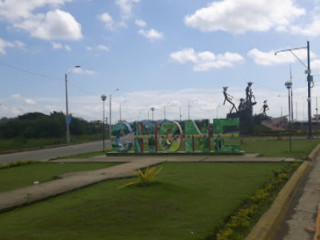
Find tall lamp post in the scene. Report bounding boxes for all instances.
[285,80,293,122]
[150,107,155,120]
[101,94,107,151]
[65,65,81,144]
[119,100,127,122]
[275,41,313,138]
[109,88,119,137]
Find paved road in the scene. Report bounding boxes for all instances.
[0,140,111,165]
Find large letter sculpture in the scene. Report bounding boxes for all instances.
[213,118,240,152]
[111,118,239,153]
[158,121,182,152]
[111,122,133,152]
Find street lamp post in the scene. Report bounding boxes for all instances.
[101,94,107,151]
[119,100,127,122]
[285,80,293,122]
[109,88,119,137]
[65,65,80,144]
[150,107,155,120]
[275,41,312,138]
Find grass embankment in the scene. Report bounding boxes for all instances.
[0,162,293,240]
[240,138,320,159]
[0,162,118,192]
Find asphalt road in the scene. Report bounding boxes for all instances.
[0,140,111,165]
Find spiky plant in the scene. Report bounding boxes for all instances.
[120,166,162,188]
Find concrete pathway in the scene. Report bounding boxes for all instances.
[0,140,111,165]
[275,155,320,240]
[0,154,296,214]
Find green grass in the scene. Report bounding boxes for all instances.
[0,162,118,192]
[53,150,111,160]
[0,162,290,240]
[240,138,320,159]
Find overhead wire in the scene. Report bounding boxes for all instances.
[0,60,100,97]
[0,60,62,82]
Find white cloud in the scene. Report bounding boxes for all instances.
[290,17,320,36]
[24,98,36,105]
[100,0,140,30]
[14,9,82,41]
[73,68,95,75]
[10,94,21,99]
[0,1,82,41]
[97,45,109,51]
[170,48,244,71]
[135,19,146,27]
[51,42,71,51]
[116,0,140,22]
[0,0,72,21]
[0,38,14,54]
[248,48,316,66]
[99,12,114,30]
[138,28,164,40]
[184,0,305,33]
[0,38,25,54]
[311,59,320,71]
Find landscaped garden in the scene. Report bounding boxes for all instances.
[0,162,119,192]
[0,161,298,240]
[0,138,318,240]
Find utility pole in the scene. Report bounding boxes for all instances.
[307,41,312,138]
[275,41,313,138]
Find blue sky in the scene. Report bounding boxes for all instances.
[1,0,320,123]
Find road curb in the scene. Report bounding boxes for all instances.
[246,142,320,240]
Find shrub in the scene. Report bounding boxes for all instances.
[0,160,34,170]
[212,162,300,240]
[120,166,163,188]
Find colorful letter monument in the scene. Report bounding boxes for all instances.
[110,118,240,154]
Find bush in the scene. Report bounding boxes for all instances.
[212,162,300,240]
[0,160,34,170]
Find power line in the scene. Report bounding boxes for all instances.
[0,60,62,82]
[0,60,101,97]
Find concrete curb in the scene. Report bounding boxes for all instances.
[245,142,320,240]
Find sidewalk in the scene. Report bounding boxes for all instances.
[0,154,294,213]
[275,154,320,240]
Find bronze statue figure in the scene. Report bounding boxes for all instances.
[261,100,269,116]
[223,87,237,113]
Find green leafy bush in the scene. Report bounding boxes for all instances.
[0,160,34,170]
[213,162,300,240]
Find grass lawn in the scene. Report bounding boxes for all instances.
[0,162,291,240]
[0,162,118,192]
[240,138,320,158]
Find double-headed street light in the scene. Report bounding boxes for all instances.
[101,94,107,151]
[275,41,312,138]
[65,65,81,144]
[109,88,119,137]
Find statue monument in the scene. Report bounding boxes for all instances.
[223,82,267,135]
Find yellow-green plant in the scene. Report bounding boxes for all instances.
[120,166,162,188]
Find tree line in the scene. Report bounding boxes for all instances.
[0,112,102,139]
